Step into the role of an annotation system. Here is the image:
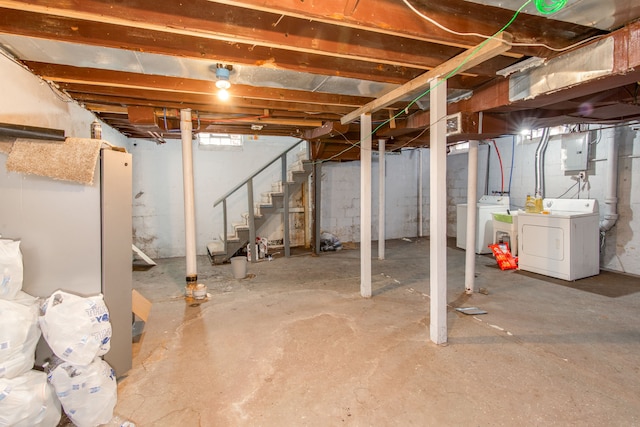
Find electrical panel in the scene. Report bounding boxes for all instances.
[561,132,589,171]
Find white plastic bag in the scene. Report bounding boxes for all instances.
[0,239,23,300]
[47,357,117,427]
[39,290,112,366]
[0,293,41,378]
[0,370,62,427]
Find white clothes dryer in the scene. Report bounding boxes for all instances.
[517,198,600,281]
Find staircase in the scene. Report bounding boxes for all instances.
[206,140,312,264]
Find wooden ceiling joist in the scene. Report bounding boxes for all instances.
[0,0,631,152]
[205,0,601,58]
[341,32,513,124]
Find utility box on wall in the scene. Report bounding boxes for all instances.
[561,132,590,172]
[0,148,133,377]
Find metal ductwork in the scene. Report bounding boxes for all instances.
[534,127,551,198]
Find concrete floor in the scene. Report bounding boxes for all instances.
[114,238,640,426]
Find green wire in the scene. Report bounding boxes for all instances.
[321,0,566,163]
[535,0,567,15]
[372,0,533,136]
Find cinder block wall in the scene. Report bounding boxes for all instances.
[320,148,431,243]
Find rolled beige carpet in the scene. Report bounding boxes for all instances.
[6,137,101,185]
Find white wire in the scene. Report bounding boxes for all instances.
[402,0,604,53]
[402,0,497,39]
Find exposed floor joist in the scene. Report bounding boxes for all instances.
[0,0,633,158]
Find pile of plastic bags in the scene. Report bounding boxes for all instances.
[0,239,120,427]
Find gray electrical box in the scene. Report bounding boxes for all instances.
[561,132,589,171]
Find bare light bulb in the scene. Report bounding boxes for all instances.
[217,88,230,101]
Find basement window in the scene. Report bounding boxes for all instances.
[198,133,243,147]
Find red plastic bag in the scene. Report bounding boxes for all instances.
[488,242,518,270]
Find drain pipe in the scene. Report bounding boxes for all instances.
[534,128,551,197]
[600,134,619,232]
[181,108,198,289]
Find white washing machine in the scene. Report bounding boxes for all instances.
[457,195,510,254]
[518,198,600,281]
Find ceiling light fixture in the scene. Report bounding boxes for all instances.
[214,63,233,101]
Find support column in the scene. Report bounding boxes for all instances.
[429,79,447,344]
[378,139,386,260]
[248,179,256,263]
[465,140,479,294]
[282,154,291,257]
[313,161,322,255]
[180,109,197,286]
[418,148,423,237]
[360,113,372,298]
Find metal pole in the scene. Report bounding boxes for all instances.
[247,178,256,263]
[222,199,228,254]
[418,148,423,237]
[313,161,322,255]
[282,154,291,257]
[465,140,479,294]
[378,139,386,260]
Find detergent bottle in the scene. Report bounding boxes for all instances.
[534,194,543,213]
[525,195,536,213]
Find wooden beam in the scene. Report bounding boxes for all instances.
[0,0,496,73]
[60,83,356,116]
[429,78,447,345]
[303,121,351,140]
[26,62,373,108]
[0,7,424,85]
[341,32,512,124]
[206,0,597,58]
[360,113,372,298]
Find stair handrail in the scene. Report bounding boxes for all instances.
[212,138,308,262]
[213,138,306,207]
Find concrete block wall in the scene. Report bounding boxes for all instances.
[321,148,431,243]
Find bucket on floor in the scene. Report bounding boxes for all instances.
[231,256,247,279]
